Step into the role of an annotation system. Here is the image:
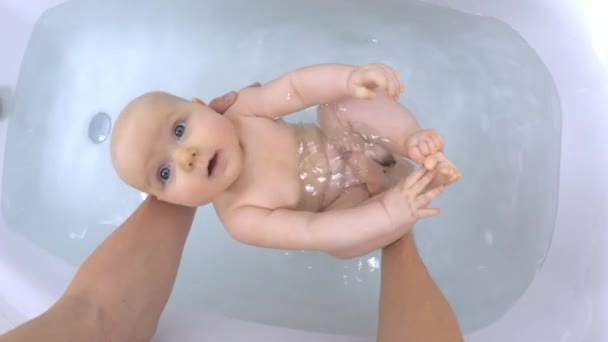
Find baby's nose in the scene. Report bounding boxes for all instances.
[175,147,199,172]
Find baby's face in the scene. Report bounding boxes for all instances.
[111,92,243,207]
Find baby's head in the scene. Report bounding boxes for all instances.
[111,91,243,207]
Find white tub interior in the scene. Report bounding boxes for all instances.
[1,0,606,341]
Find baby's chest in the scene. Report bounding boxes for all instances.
[239,119,302,208]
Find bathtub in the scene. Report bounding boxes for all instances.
[0,0,606,341]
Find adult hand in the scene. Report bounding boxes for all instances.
[194,82,262,114]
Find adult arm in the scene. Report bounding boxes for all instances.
[377,234,464,342]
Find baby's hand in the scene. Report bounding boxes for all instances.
[380,168,444,229]
[406,129,444,165]
[347,64,404,101]
[203,82,262,113]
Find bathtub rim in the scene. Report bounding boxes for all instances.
[0,0,606,341]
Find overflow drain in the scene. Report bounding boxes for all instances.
[88,111,112,144]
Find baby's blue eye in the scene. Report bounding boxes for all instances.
[174,123,186,138]
[159,167,171,182]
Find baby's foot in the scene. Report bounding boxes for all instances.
[423,152,462,187]
[405,129,444,164]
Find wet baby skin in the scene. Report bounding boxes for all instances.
[111,63,461,258]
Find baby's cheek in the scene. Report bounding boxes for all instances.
[152,191,172,204]
[170,183,210,207]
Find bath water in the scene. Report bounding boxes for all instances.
[2,0,561,335]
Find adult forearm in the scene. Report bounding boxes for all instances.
[65,197,195,341]
[0,295,104,342]
[377,234,463,342]
[1,197,196,342]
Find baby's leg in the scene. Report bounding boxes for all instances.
[321,91,421,159]
[322,91,461,186]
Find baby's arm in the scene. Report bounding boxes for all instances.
[230,63,403,119]
[224,202,384,253]
[222,169,442,256]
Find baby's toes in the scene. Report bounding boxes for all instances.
[422,140,437,155]
[450,169,463,182]
[419,140,433,156]
[439,164,462,183]
[423,132,442,152]
[438,166,453,177]
[434,137,445,152]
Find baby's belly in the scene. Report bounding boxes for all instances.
[293,123,368,212]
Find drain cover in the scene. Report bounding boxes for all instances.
[88,111,112,144]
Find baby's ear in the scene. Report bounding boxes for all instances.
[192,97,206,106]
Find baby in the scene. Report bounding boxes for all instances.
[111,63,461,258]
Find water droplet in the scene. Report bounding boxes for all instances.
[69,228,88,239]
[367,257,380,271]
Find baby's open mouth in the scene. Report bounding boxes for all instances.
[207,152,219,177]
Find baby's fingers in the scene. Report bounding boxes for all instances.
[420,141,432,156]
[401,168,428,189]
[431,133,444,151]
[379,64,402,99]
[407,147,425,165]
[415,185,445,208]
[416,208,441,219]
[353,86,377,100]
[388,65,404,94]
[364,72,388,92]
[408,170,436,194]
[397,70,405,93]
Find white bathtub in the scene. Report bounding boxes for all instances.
[0,0,606,341]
